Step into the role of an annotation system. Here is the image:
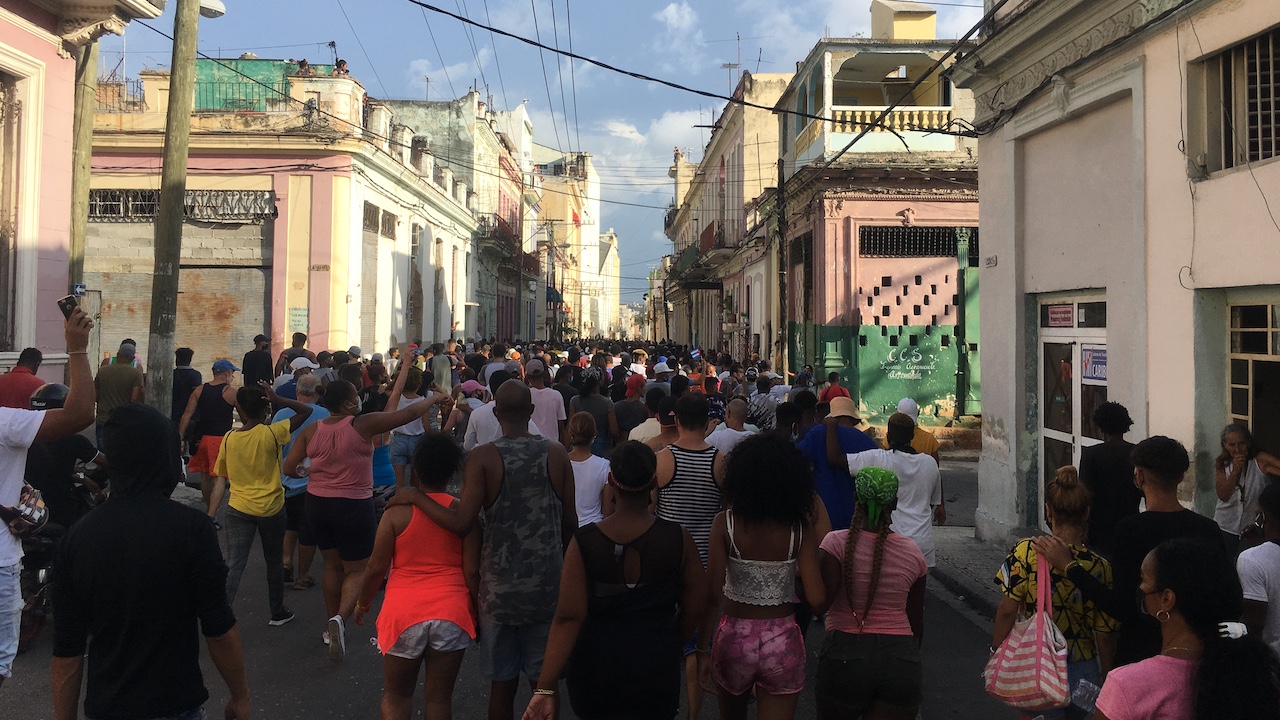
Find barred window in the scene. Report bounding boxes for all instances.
[1203,25,1280,172]
[88,189,276,222]
[859,226,980,266]
[380,210,396,239]
[363,202,380,232]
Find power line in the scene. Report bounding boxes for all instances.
[453,0,490,98]
[420,7,458,99]
[333,0,389,97]
[548,0,574,152]
[564,0,583,154]
[529,0,565,153]
[480,0,510,109]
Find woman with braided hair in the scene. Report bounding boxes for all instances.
[814,467,928,720]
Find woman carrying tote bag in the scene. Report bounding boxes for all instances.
[988,466,1119,717]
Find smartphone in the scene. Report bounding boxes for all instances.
[57,295,78,319]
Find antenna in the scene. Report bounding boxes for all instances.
[422,76,431,100]
[720,62,740,95]
[328,41,338,64]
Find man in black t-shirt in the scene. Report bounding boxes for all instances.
[25,434,102,529]
[241,334,273,388]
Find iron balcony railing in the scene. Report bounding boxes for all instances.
[193,80,292,113]
[96,79,147,113]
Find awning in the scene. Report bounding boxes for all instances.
[546,286,563,303]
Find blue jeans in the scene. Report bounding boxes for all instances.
[223,507,287,616]
[1043,657,1101,720]
[590,435,611,458]
[0,563,20,678]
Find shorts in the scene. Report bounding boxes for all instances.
[304,494,376,561]
[478,615,552,682]
[283,493,314,544]
[711,615,806,696]
[385,619,473,658]
[389,433,423,467]
[185,435,224,475]
[815,631,922,715]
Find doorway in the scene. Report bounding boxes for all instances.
[1038,297,1107,513]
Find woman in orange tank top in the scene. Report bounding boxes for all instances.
[355,433,478,720]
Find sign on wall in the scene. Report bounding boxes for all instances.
[1081,344,1107,385]
[288,307,308,333]
[1046,304,1074,328]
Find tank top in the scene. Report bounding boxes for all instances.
[192,383,234,438]
[375,496,477,653]
[479,435,563,624]
[391,396,427,435]
[307,416,374,499]
[723,510,799,606]
[372,443,395,487]
[656,444,721,566]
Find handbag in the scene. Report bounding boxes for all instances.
[983,551,1070,711]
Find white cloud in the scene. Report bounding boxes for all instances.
[653,2,698,34]
[649,2,705,73]
[405,47,491,99]
[605,120,643,142]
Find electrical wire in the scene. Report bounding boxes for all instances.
[333,0,390,98]
[529,0,565,153]
[480,0,510,109]
[548,0,575,152]
[454,0,490,98]
[564,0,583,155]
[420,7,458,99]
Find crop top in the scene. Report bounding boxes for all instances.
[723,510,799,606]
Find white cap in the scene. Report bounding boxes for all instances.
[762,371,780,380]
[653,361,672,374]
[897,397,920,422]
[290,356,320,371]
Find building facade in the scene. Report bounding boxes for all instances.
[952,0,1280,541]
[0,0,162,378]
[90,58,475,369]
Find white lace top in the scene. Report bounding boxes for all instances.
[722,510,799,606]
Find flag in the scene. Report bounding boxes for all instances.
[572,211,581,227]
[691,348,702,360]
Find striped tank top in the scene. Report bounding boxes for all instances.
[656,444,721,566]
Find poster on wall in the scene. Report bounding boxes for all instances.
[1081,344,1107,385]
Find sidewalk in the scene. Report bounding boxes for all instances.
[930,524,1007,620]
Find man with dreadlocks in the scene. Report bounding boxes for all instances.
[813,466,928,720]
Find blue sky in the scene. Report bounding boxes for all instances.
[100,0,982,302]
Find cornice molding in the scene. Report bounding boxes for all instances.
[953,0,1194,123]
[57,8,128,47]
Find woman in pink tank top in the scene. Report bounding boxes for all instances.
[283,375,453,664]
[355,433,477,720]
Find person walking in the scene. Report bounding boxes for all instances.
[798,396,877,531]
[627,388,666,446]
[607,373,650,443]
[817,372,849,404]
[274,331,317,377]
[391,380,576,720]
[51,403,250,720]
[179,360,239,518]
[210,383,313,627]
[826,412,942,566]
[1094,538,1280,720]
[355,433,478,720]
[814,467,927,720]
[387,366,429,488]
[282,368,453,663]
[94,341,144,446]
[522,441,706,720]
[570,368,614,457]
[241,334,274,389]
[1237,482,1280,659]
[1078,402,1140,560]
[705,398,755,457]
[171,348,202,426]
[274,374,327,589]
[1,309,95,690]
[994,466,1118,719]
[0,347,46,409]
[567,413,611,526]
[526,359,567,446]
[700,434,824,720]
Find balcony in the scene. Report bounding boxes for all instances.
[663,203,677,231]
[476,212,520,256]
[789,105,961,170]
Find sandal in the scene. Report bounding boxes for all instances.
[293,576,315,590]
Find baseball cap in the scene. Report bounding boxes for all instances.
[526,359,547,376]
[896,397,920,422]
[371,353,384,363]
[625,372,646,398]
[828,396,861,422]
[653,361,672,374]
[289,357,320,371]
[745,367,759,379]
[460,379,484,394]
[762,371,780,380]
[253,333,268,344]
[347,345,362,357]
[212,359,240,373]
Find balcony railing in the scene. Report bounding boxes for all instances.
[663,204,677,231]
[830,106,953,134]
[193,80,292,113]
[476,212,520,255]
[96,79,147,113]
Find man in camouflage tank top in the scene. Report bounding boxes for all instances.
[391,380,576,719]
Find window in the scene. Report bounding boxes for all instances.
[380,210,396,239]
[795,85,808,136]
[0,73,19,351]
[363,202,380,232]
[859,226,980,261]
[1228,303,1280,453]
[1202,25,1280,171]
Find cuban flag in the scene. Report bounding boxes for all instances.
[691,348,702,360]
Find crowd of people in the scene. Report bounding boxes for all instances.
[0,323,1279,720]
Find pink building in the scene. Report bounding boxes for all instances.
[0,0,162,376]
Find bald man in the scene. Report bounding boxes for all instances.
[391,380,575,719]
[705,397,755,456]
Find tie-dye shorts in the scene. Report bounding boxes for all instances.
[710,614,806,696]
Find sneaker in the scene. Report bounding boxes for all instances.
[321,630,330,645]
[268,609,295,626]
[282,566,294,583]
[327,615,345,663]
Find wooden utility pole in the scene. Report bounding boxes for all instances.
[68,42,98,289]
[145,0,201,413]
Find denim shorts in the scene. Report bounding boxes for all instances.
[389,433,423,467]
[815,631,922,715]
[477,614,551,682]
[0,563,21,678]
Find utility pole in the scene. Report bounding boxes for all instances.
[776,159,788,375]
[68,42,99,290]
[144,0,201,413]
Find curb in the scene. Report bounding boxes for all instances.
[930,564,1000,620]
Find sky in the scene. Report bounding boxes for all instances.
[99,0,982,302]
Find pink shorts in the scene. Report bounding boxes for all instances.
[711,615,806,696]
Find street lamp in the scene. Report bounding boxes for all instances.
[144,0,225,414]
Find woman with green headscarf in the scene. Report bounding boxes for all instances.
[813,466,929,720]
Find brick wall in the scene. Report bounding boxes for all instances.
[85,219,272,273]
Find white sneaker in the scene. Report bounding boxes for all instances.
[322,630,330,645]
[327,615,345,663]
